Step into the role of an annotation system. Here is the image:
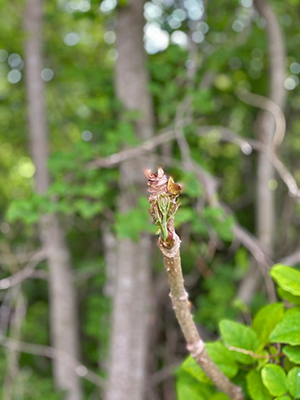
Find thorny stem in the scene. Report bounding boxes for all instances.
[145,168,244,400]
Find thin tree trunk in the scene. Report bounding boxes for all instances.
[24,1,82,399]
[105,1,155,399]
[238,0,285,304]
[254,0,286,255]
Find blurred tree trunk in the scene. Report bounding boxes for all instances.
[23,1,82,399]
[254,0,286,255]
[238,0,285,304]
[105,1,155,399]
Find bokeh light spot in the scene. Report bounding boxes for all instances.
[268,179,278,191]
[8,53,23,69]
[64,32,80,46]
[284,75,299,90]
[107,49,119,61]
[41,68,54,82]
[192,31,204,43]
[240,0,252,7]
[197,21,209,33]
[76,104,91,118]
[7,70,22,84]
[18,157,35,178]
[100,0,117,14]
[290,62,300,75]
[144,23,169,54]
[171,31,188,48]
[232,20,244,32]
[104,31,116,45]
[214,74,232,90]
[81,130,93,141]
[144,3,163,20]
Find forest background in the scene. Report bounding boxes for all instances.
[0,0,300,399]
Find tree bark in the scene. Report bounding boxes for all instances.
[105,1,155,399]
[24,1,82,399]
[254,0,286,255]
[238,0,286,305]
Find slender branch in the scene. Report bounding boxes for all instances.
[145,168,244,400]
[89,122,300,200]
[0,251,46,290]
[0,336,105,389]
[225,345,282,360]
[87,129,175,169]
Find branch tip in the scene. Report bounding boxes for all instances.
[145,168,182,249]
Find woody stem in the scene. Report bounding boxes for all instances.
[162,249,244,400]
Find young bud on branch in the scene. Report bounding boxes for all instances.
[145,168,182,252]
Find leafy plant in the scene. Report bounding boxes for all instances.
[177,264,300,399]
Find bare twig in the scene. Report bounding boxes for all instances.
[0,251,46,290]
[226,345,281,360]
[236,90,300,199]
[0,336,105,389]
[87,129,176,169]
[236,89,286,149]
[2,289,27,400]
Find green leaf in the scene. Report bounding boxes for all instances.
[205,342,239,378]
[246,370,272,400]
[219,320,258,364]
[287,367,300,398]
[252,303,284,348]
[270,308,300,345]
[214,216,234,242]
[115,197,154,241]
[182,356,211,385]
[261,364,287,396]
[278,287,300,305]
[182,172,204,198]
[283,346,300,363]
[176,369,213,400]
[182,342,239,385]
[73,200,103,219]
[175,207,195,226]
[77,181,106,198]
[275,396,292,400]
[202,206,224,221]
[271,265,300,296]
[211,394,230,400]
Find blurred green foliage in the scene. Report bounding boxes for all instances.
[1,0,300,398]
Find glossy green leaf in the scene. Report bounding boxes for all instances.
[182,356,212,385]
[275,396,292,400]
[252,303,284,347]
[270,308,300,345]
[287,367,300,398]
[205,342,239,378]
[283,346,300,363]
[219,320,258,364]
[271,265,300,296]
[261,364,287,396]
[246,370,272,400]
[182,342,238,385]
[211,394,230,400]
[176,369,213,400]
[278,287,300,305]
